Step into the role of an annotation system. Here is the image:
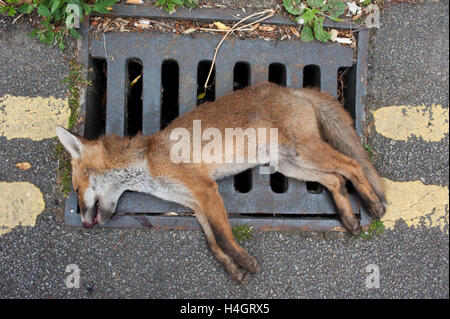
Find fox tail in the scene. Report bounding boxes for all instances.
[300,89,386,204]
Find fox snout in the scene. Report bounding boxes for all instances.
[80,202,100,228]
[82,220,97,228]
[81,199,116,228]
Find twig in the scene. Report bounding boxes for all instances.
[203,9,275,91]
[144,19,174,29]
[198,27,256,33]
[12,13,23,24]
[103,33,114,61]
[317,12,352,23]
[348,27,370,34]
[112,237,124,251]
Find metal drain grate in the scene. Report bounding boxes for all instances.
[65,4,370,231]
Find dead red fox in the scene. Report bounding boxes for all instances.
[56,82,386,284]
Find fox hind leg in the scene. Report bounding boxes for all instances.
[278,161,362,235]
[308,143,386,219]
[287,141,385,219]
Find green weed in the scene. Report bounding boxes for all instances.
[364,143,374,161]
[55,60,90,196]
[232,225,253,242]
[156,0,198,14]
[1,0,119,50]
[283,0,347,42]
[360,219,385,240]
[282,0,376,43]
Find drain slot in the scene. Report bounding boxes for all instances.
[306,182,323,194]
[84,57,107,139]
[197,60,216,105]
[303,64,321,88]
[231,213,341,219]
[338,66,357,122]
[268,63,286,86]
[161,59,179,130]
[233,61,251,90]
[346,180,356,194]
[303,65,324,194]
[234,169,253,193]
[233,61,252,193]
[126,58,143,136]
[268,62,289,193]
[270,172,288,193]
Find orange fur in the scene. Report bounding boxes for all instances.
[58,82,385,284]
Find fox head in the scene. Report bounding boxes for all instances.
[55,126,142,228]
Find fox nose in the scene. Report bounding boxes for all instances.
[82,221,95,228]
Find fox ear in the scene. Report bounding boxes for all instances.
[55,126,83,159]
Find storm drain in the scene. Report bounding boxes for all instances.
[65,4,371,231]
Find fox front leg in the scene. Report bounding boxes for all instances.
[176,173,260,284]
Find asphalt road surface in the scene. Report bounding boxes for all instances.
[0,1,448,298]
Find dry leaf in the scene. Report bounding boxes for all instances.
[352,12,363,21]
[289,26,301,38]
[125,0,143,3]
[130,74,142,87]
[214,21,230,31]
[259,25,275,32]
[330,29,339,42]
[336,37,353,44]
[347,2,361,15]
[16,162,31,170]
[106,6,113,11]
[183,28,197,35]
[163,212,180,216]
[135,22,150,29]
[249,23,260,31]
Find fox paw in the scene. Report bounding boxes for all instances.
[232,268,251,285]
[248,257,260,274]
[342,217,362,236]
[370,202,386,219]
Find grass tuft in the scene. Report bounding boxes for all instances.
[55,60,90,196]
[232,225,254,242]
[360,219,385,240]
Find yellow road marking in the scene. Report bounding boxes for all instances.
[0,182,45,236]
[372,103,449,233]
[0,94,70,140]
[382,178,449,233]
[373,104,449,142]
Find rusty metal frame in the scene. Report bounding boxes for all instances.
[67,4,371,232]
